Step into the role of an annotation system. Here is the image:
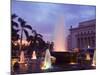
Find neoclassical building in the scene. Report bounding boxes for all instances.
[68,19,96,50]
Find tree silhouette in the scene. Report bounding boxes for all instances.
[18,17,32,51]
[11,14,19,57]
[31,30,46,57]
[11,14,51,58]
[11,14,19,41]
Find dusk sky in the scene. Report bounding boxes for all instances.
[12,0,96,42]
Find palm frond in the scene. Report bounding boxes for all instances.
[27,35,33,41]
[24,29,29,39]
[12,28,19,35]
[24,25,32,30]
[37,34,43,38]
[12,21,19,27]
[32,30,37,34]
[11,14,17,19]
[18,17,26,27]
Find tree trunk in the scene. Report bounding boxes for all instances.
[20,28,23,51]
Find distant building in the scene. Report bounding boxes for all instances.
[68,19,96,50]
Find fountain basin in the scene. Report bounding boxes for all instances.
[51,52,78,64]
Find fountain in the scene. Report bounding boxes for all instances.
[19,51,25,63]
[92,50,96,66]
[86,52,91,61]
[18,51,29,73]
[31,51,37,59]
[41,49,52,70]
[51,16,70,64]
[54,16,67,52]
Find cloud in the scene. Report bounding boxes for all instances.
[12,0,96,41]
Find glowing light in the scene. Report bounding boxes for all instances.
[69,56,77,65]
[31,51,37,59]
[25,63,28,67]
[69,62,77,65]
[11,59,18,66]
[11,59,19,72]
[17,39,29,46]
[86,53,91,60]
[14,42,18,46]
[88,45,90,48]
[91,61,96,67]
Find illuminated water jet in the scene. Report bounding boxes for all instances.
[19,51,25,63]
[92,50,96,66]
[54,16,67,52]
[31,51,37,59]
[41,49,52,70]
[86,53,91,61]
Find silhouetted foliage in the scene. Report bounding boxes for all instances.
[11,14,53,58]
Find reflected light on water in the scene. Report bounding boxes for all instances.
[69,62,77,65]
[41,61,52,70]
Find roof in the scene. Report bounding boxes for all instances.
[69,19,96,31]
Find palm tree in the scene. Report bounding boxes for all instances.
[11,14,34,57]
[31,30,46,57]
[11,14,19,41]
[11,14,20,46]
[32,30,43,44]
[11,14,19,57]
[18,17,32,51]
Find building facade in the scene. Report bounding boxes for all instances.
[68,19,96,50]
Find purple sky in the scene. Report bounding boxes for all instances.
[12,0,96,42]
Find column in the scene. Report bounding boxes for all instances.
[78,38,80,48]
[90,37,93,48]
[85,37,88,48]
[83,37,85,48]
[92,36,95,48]
[87,37,90,48]
[88,37,90,48]
[81,38,83,49]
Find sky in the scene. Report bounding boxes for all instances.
[12,0,96,42]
